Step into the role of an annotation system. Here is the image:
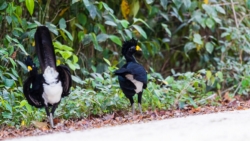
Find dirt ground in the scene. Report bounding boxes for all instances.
[5,109,250,141]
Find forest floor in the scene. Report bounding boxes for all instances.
[2,95,250,141]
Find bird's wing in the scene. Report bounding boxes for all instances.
[126,62,147,85]
[56,65,72,97]
[35,26,56,72]
[23,75,44,108]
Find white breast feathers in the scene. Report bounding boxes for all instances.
[42,66,63,105]
[125,74,143,93]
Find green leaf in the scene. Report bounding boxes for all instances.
[146,0,154,4]
[247,0,250,9]
[124,29,132,39]
[120,20,129,28]
[61,28,73,41]
[59,51,73,60]
[97,33,109,42]
[183,0,191,8]
[160,0,168,9]
[0,2,8,10]
[205,42,214,54]
[25,0,34,15]
[193,33,203,45]
[73,55,78,64]
[77,13,87,26]
[59,18,66,29]
[161,23,171,37]
[133,18,153,31]
[109,35,122,46]
[130,0,140,17]
[4,78,15,87]
[206,70,212,80]
[206,18,215,29]
[184,42,196,53]
[72,0,80,4]
[173,0,182,9]
[105,21,117,27]
[132,25,147,39]
[103,58,111,66]
[90,33,103,51]
[215,5,225,14]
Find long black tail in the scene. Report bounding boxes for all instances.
[35,26,56,72]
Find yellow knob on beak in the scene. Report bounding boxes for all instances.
[27,66,32,71]
[136,45,142,51]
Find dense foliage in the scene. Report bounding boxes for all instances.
[0,0,250,127]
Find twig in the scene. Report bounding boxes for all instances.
[212,2,239,6]
[51,9,62,23]
[230,0,239,28]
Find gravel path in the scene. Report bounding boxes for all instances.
[5,109,250,141]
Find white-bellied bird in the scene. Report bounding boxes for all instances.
[114,38,147,114]
[23,26,72,128]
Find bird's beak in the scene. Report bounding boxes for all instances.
[136,45,142,51]
[27,66,32,71]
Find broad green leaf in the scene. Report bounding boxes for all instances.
[6,16,12,24]
[59,18,66,29]
[215,5,225,14]
[124,29,132,39]
[193,33,203,45]
[206,18,215,29]
[173,0,182,9]
[184,42,196,53]
[206,70,212,80]
[130,0,139,17]
[132,25,147,39]
[183,0,191,8]
[25,0,34,15]
[120,20,129,28]
[73,55,78,64]
[205,42,214,54]
[97,33,109,42]
[105,21,117,27]
[59,51,73,59]
[77,13,87,26]
[4,78,15,87]
[202,4,216,16]
[109,35,122,46]
[0,2,7,10]
[160,0,168,9]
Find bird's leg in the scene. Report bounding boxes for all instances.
[127,96,134,114]
[138,92,143,114]
[49,103,59,128]
[45,105,51,123]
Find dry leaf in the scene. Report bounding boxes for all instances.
[32,121,49,131]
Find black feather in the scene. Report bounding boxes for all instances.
[35,26,56,72]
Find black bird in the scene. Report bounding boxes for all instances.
[114,38,147,114]
[23,26,72,128]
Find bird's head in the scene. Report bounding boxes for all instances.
[121,38,142,56]
[24,56,36,72]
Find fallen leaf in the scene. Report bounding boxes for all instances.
[31,121,49,131]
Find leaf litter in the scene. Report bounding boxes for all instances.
[1,96,250,140]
